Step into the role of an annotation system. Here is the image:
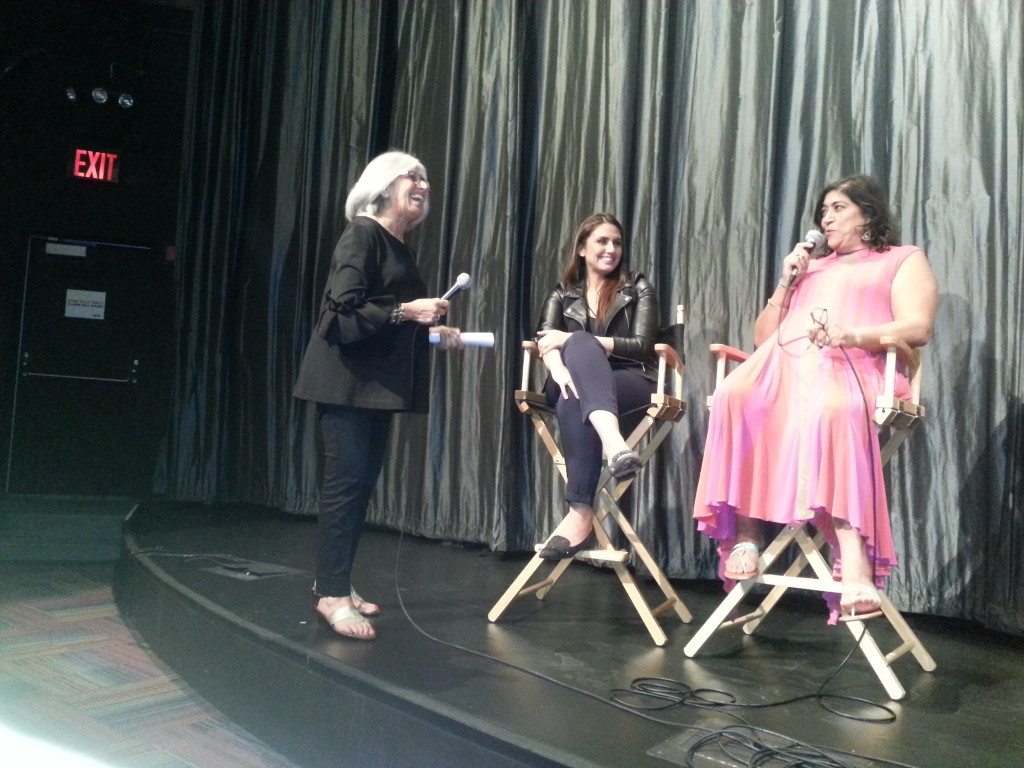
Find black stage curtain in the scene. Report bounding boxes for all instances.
[159,1,1024,634]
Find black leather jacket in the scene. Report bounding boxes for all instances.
[536,273,660,375]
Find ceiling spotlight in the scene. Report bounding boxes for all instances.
[91,87,108,104]
[117,93,134,109]
[65,86,77,102]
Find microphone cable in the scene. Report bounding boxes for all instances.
[382,253,898,766]
[612,674,907,768]
[390,529,914,768]
[763,258,885,708]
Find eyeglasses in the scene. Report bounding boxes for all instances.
[810,307,832,346]
[401,170,430,187]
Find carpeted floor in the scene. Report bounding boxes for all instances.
[0,562,301,768]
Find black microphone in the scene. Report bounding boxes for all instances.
[441,272,472,301]
[785,230,825,288]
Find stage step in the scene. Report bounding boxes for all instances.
[0,495,136,561]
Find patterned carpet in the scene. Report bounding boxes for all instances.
[0,563,301,768]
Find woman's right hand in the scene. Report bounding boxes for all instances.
[780,240,816,285]
[402,298,450,325]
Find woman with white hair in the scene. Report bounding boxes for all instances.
[294,150,462,640]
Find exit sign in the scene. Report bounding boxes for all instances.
[68,147,120,183]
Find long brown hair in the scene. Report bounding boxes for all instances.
[559,213,628,326]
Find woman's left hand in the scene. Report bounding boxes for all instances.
[536,329,570,356]
[430,325,465,351]
[809,320,858,349]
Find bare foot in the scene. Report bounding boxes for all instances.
[723,541,759,580]
[350,590,381,617]
[839,583,881,618]
[317,596,376,640]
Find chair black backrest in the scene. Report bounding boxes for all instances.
[657,322,685,362]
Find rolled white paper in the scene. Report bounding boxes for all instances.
[429,331,494,347]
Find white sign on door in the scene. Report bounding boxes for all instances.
[65,289,106,320]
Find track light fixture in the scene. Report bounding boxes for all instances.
[64,85,135,109]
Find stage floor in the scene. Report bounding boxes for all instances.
[114,502,1023,768]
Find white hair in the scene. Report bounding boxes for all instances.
[344,150,428,222]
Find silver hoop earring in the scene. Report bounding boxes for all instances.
[861,230,871,242]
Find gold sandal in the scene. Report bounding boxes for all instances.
[723,541,760,581]
[317,604,376,640]
[839,583,883,622]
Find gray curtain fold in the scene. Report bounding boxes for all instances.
[160,0,1024,634]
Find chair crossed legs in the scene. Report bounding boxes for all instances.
[488,310,692,646]
[683,336,936,699]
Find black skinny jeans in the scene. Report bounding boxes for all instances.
[544,332,655,505]
[314,403,393,597]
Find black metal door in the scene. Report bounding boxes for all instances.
[5,236,174,495]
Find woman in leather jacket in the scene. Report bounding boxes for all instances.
[534,213,660,560]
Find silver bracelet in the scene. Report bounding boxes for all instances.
[390,304,406,323]
[766,298,782,309]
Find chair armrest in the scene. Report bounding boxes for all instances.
[707,343,750,404]
[876,336,926,435]
[519,340,543,392]
[878,335,924,407]
[878,336,920,379]
[654,343,686,403]
[654,343,683,372]
[709,343,749,363]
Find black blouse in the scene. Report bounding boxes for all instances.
[293,217,431,412]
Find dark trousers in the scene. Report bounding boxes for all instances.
[315,403,393,597]
[544,332,654,505]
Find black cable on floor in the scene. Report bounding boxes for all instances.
[613,627,898,723]
[390,531,918,768]
[384,279,906,767]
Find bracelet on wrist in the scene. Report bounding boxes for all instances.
[767,298,782,309]
[390,304,406,324]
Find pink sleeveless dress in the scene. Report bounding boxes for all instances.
[694,245,920,604]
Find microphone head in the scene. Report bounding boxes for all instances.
[804,229,826,252]
[441,272,473,301]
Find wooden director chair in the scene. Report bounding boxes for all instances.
[683,336,937,700]
[487,307,693,646]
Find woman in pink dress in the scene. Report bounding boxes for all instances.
[693,175,939,619]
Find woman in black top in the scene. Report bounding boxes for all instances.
[294,151,461,640]
[534,213,660,560]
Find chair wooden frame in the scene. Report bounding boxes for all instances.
[683,336,936,699]
[488,309,693,646]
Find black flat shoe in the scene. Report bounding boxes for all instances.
[608,449,642,480]
[538,531,598,560]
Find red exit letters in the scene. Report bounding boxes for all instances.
[70,148,120,182]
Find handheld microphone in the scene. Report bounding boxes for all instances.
[785,230,826,288]
[805,228,826,253]
[441,272,472,301]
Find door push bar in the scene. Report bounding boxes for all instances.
[19,353,140,384]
